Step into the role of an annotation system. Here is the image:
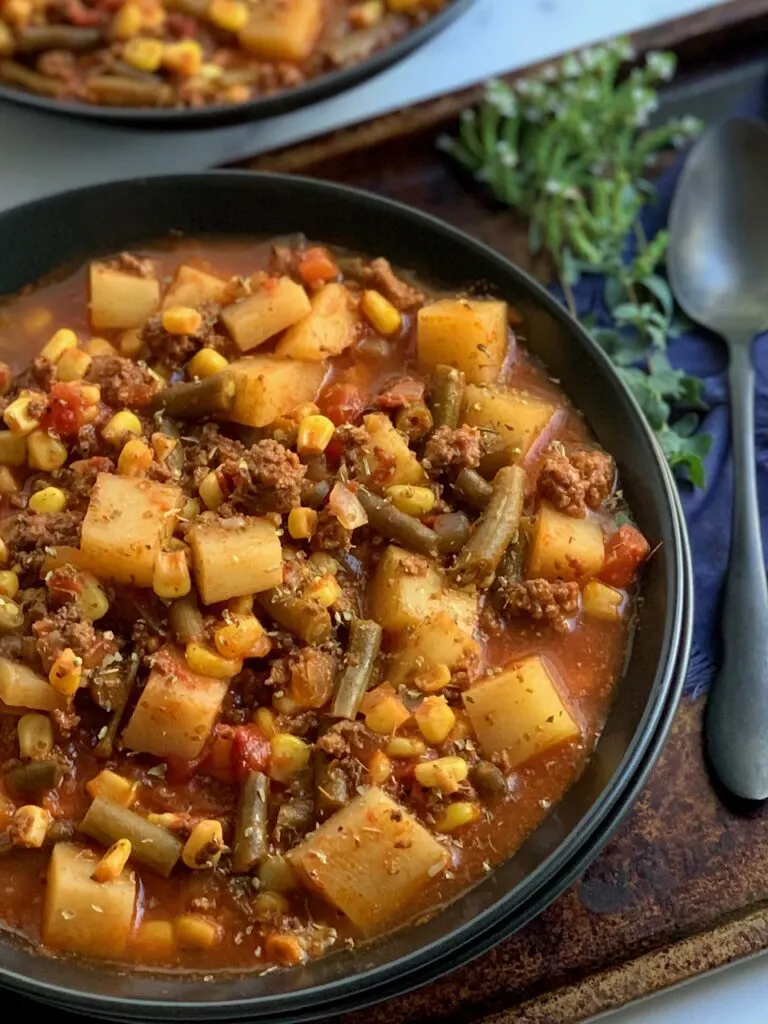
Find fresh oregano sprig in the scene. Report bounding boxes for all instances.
[438,38,712,487]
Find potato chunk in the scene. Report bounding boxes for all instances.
[162,265,228,309]
[369,545,477,635]
[289,788,448,933]
[188,515,282,604]
[386,612,479,686]
[276,283,359,360]
[222,277,311,352]
[122,646,228,760]
[229,356,327,428]
[528,503,605,582]
[43,842,137,959]
[238,0,323,61]
[363,412,427,487]
[0,657,65,712]
[462,656,580,767]
[417,299,508,384]
[80,474,183,587]
[462,384,557,462]
[89,263,160,330]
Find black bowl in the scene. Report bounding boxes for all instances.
[0,0,473,129]
[0,173,692,1022]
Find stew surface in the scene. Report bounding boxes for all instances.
[0,0,447,109]
[0,237,650,974]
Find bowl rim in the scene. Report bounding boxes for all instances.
[0,171,692,1020]
[0,0,474,129]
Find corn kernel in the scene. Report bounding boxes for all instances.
[365,694,411,736]
[208,0,248,30]
[227,594,253,616]
[269,732,311,784]
[413,663,452,694]
[17,713,53,759]
[40,328,77,364]
[118,437,153,477]
[69,382,101,408]
[296,414,335,456]
[3,0,31,27]
[287,506,318,540]
[29,486,68,515]
[221,83,249,104]
[199,61,222,80]
[214,615,269,659]
[308,552,340,576]
[122,36,164,72]
[385,736,427,759]
[56,347,92,382]
[0,570,19,600]
[433,800,482,833]
[187,347,228,379]
[361,289,402,335]
[22,306,52,336]
[414,695,456,745]
[368,749,392,785]
[185,641,242,679]
[582,580,623,622]
[0,598,22,631]
[0,538,9,567]
[92,838,132,882]
[113,2,142,38]
[386,484,436,517]
[251,891,289,920]
[258,854,299,893]
[162,40,204,76]
[304,573,341,608]
[289,402,320,423]
[138,0,165,30]
[414,755,468,794]
[49,648,82,697]
[253,706,278,737]
[265,933,305,966]
[349,1,384,28]
[86,769,137,807]
[118,327,145,359]
[27,429,68,471]
[152,550,191,601]
[0,19,12,55]
[132,919,176,957]
[0,431,27,467]
[198,470,226,510]
[11,805,51,848]
[102,410,142,446]
[175,914,222,950]
[4,395,41,435]
[162,305,202,335]
[181,497,201,523]
[182,819,224,869]
[83,337,119,357]
[147,812,186,830]
[78,575,110,621]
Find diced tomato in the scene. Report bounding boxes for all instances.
[230,724,270,782]
[297,247,339,288]
[599,524,651,588]
[319,382,365,426]
[40,382,90,438]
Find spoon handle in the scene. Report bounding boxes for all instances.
[706,339,768,800]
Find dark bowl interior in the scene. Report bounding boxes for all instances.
[0,0,473,129]
[0,173,690,1021]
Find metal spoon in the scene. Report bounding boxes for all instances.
[668,116,768,800]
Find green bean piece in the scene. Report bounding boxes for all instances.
[453,467,493,511]
[4,760,62,801]
[231,772,269,874]
[256,590,332,645]
[275,796,315,839]
[433,512,472,554]
[0,60,60,97]
[94,655,139,759]
[168,593,204,645]
[84,75,173,108]
[112,61,164,85]
[395,403,433,442]
[302,453,328,482]
[16,26,102,52]
[451,465,527,588]
[300,478,330,509]
[494,530,529,588]
[315,756,351,815]
[80,797,182,877]
[430,365,466,430]
[148,372,235,419]
[356,486,439,557]
[331,618,383,719]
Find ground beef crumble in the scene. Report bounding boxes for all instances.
[141,301,228,371]
[311,509,353,553]
[495,578,580,633]
[0,509,81,571]
[362,258,425,311]
[87,355,159,410]
[424,425,483,473]
[538,446,614,518]
[219,439,305,516]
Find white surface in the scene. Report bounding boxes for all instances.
[0,0,718,211]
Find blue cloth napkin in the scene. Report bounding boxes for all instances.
[566,88,768,699]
